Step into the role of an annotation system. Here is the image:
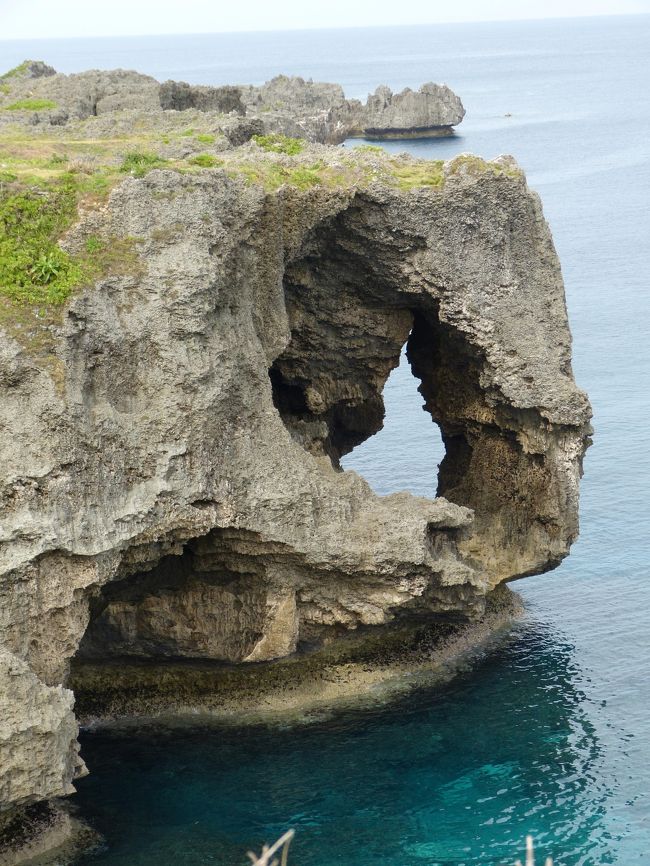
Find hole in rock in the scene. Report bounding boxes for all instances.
[264,205,468,501]
[341,346,445,499]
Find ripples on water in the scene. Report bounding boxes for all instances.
[3,13,649,864]
[76,622,614,866]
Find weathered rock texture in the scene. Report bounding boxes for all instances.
[362,83,465,137]
[0,64,464,142]
[0,132,590,847]
[0,653,83,810]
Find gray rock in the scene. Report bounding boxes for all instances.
[159,79,245,114]
[0,68,160,121]
[0,651,83,813]
[239,75,465,142]
[1,60,57,79]
[362,83,465,137]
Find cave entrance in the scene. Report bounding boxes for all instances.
[73,527,302,669]
[340,345,444,499]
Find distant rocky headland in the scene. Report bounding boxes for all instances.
[0,59,465,143]
[0,60,590,865]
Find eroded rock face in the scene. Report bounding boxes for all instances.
[0,152,590,828]
[0,652,84,812]
[159,79,245,115]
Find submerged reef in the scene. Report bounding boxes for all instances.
[0,61,590,863]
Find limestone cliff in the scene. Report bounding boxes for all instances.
[0,65,590,859]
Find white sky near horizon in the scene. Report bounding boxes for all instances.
[0,0,649,40]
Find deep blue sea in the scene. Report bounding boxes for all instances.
[2,15,649,866]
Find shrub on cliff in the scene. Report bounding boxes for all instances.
[188,153,221,168]
[120,151,167,177]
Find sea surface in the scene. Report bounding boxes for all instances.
[2,15,649,866]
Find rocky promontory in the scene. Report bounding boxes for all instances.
[0,61,589,863]
[0,62,464,143]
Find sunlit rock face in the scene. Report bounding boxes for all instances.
[0,147,590,833]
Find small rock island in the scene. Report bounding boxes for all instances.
[0,61,590,864]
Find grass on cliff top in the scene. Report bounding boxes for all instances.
[188,153,222,168]
[3,98,58,112]
[0,125,523,197]
[0,173,83,305]
[0,170,140,309]
[120,150,167,176]
[0,167,143,378]
[0,137,521,314]
[228,160,338,191]
[252,133,305,155]
[387,158,445,189]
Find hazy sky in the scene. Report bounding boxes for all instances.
[1,0,649,40]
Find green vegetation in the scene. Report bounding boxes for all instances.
[0,174,82,305]
[3,98,57,112]
[188,153,221,168]
[387,158,445,190]
[446,153,522,179]
[232,160,332,191]
[354,144,385,154]
[252,133,305,155]
[0,61,32,80]
[84,236,104,254]
[0,171,140,313]
[120,151,167,177]
[195,133,215,144]
[286,165,323,188]
[0,126,523,326]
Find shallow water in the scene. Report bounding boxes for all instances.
[75,622,613,866]
[3,14,649,865]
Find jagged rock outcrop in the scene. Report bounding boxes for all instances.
[0,64,464,142]
[363,83,465,137]
[159,79,245,115]
[0,81,589,858]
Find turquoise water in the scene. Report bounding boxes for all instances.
[3,14,650,865]
[75,622,612,866]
